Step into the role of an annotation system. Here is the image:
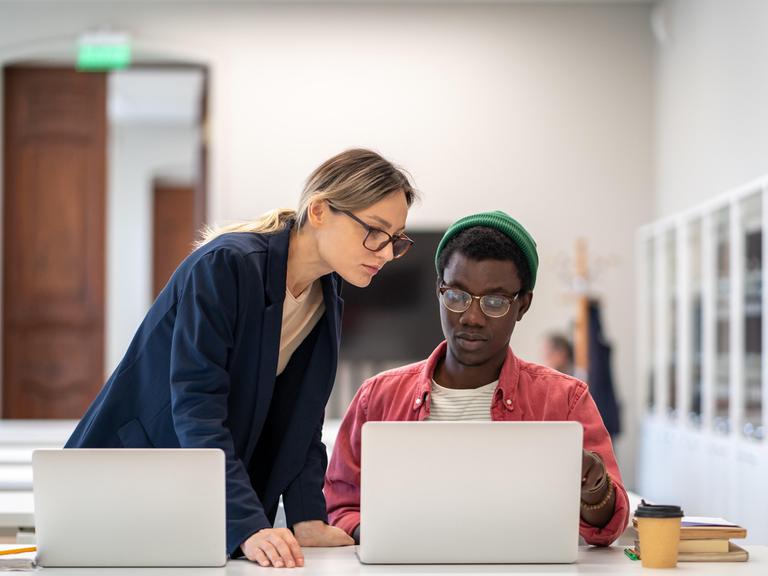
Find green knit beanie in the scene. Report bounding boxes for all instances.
[434,211,539,290]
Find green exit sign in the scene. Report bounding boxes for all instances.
[77,32,131,71]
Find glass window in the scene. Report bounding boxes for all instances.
[714,208,730,434]
[741,193,763,440]
[689,220,703,425]
[647,237,656,411]
[667,229,677,418]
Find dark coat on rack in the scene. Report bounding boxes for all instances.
[587,300,621,437]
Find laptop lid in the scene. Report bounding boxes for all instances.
[33,449,226,567]
[358,421,583,564]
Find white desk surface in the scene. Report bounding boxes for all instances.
[0,491,33,527]
[0,420,76,445]
[25,545,768,575]
[0,465,33,491]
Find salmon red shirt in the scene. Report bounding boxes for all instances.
[324,341,629,546]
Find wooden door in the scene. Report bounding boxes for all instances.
[152,181,195,297]
[3,66,107,418]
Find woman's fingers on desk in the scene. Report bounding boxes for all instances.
[294,520,355,547]
[243,528,305,568]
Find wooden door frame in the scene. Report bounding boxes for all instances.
[0,60,209,417]
[124,62,209,231]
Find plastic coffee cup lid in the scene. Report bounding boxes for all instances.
[635,499,684,518]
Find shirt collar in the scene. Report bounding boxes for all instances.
[412,341,521,412]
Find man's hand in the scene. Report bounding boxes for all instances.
[581,449,607,502]
[294,520,355,547]
[580,449,616,527]
[242,527,304,568]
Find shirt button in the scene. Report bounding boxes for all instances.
[415,398,422,405]
[505,399,512,406]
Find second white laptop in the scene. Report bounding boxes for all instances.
[33,448,226,567]
[359,421,583,564]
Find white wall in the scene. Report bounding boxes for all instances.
[655,0,768,216]
[107,123,198,374]
[106,69,202,375]
[0,2,654,487]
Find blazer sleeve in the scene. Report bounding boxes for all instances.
[282,417,329,528]
[568,384,630,546]
[324,382,370,538]
[169,249,272,556]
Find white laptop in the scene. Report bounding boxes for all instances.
[358,421,583,564]
[33,449,226,567]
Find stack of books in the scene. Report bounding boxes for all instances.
[0,544,36,570]
[632,516,748,562]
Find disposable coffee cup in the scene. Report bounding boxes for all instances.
[635,500,684,568]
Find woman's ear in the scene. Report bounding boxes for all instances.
[306,198,328,228]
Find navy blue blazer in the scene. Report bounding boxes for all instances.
[65,224,344,555]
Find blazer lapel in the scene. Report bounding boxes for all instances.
[262,275,344,496]
[243,224,345,464]
[320,272,344,375]
[244,225,290,462]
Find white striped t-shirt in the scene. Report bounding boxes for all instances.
[426,379,497,421]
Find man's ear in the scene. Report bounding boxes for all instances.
[306,198,329,228]
[516,291,534,322]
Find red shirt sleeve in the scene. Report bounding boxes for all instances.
[569,382,630,546]
[324,381,370,536]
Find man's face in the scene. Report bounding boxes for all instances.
[439,252,533,367]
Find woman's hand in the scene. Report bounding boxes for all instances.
[294,520,355,547]
[242,527,304,568]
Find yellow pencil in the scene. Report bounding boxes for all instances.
[0,546,36,556]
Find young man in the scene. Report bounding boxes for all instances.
[324,211,629,547]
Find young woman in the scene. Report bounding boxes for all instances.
[66,149,418,568]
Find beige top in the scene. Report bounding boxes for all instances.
[276,280,326,376]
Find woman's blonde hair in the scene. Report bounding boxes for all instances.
[198,148,417,245]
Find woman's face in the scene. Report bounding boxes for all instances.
[314,191,410,288]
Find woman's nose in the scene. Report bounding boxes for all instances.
[379,241,395,264]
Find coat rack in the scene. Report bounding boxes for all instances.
[574,238,590,380]
[554,238,620,381]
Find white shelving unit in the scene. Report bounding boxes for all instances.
[637,176,768,543]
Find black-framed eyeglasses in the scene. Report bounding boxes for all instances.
[438,283,522,318]
[329,206,414,259]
